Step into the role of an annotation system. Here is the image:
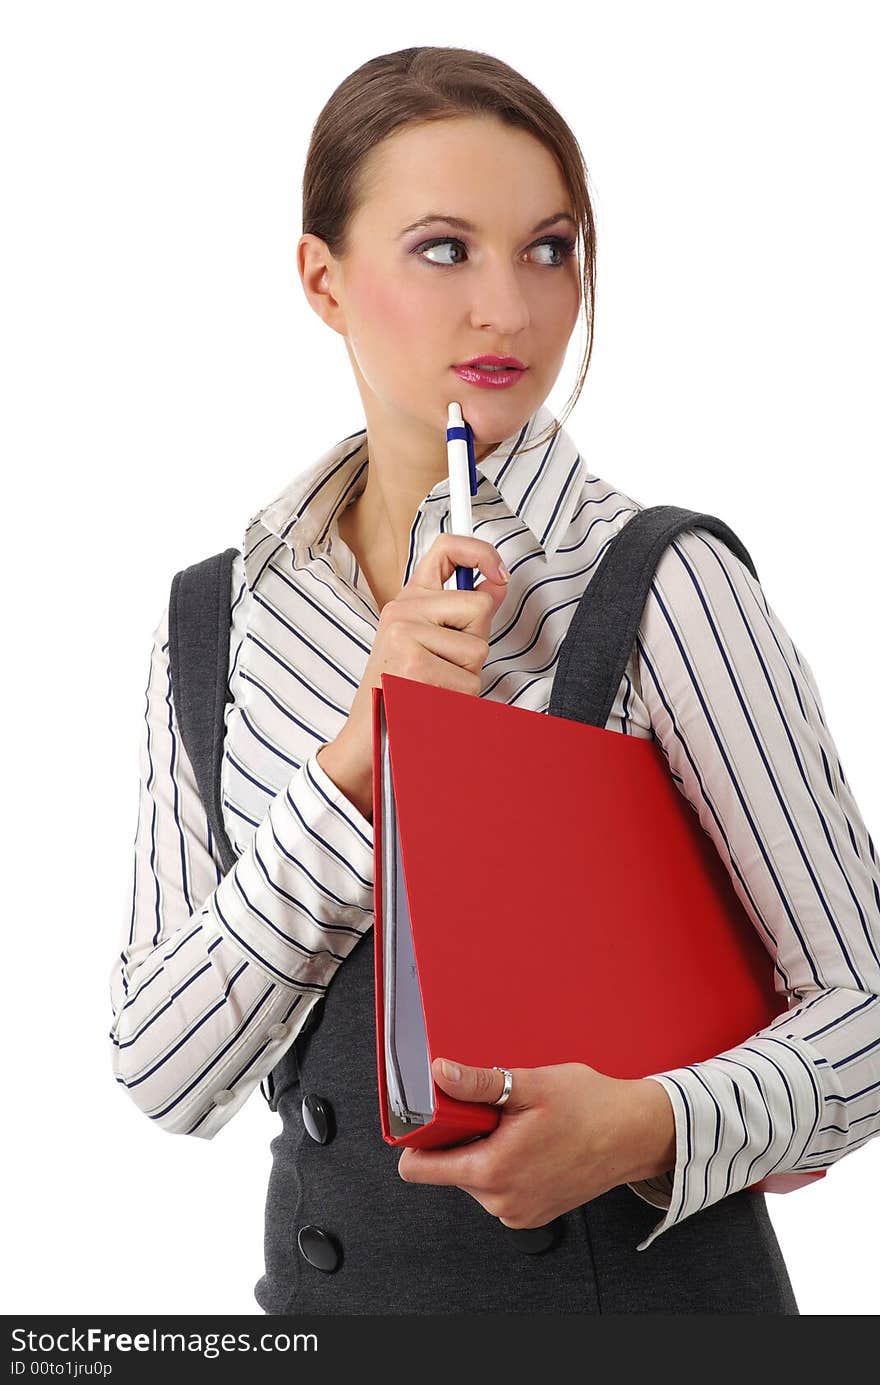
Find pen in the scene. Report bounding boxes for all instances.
[445,401,479,590]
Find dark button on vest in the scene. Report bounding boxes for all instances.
[298,1224,342,1273]
[506,1220,561,1254]
[302,1093,335,1144]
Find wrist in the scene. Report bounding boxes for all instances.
[621,1077,677,1184]
[316,733,373,823]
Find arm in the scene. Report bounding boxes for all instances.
[625,526,880,1251]
[107,558,374,1138]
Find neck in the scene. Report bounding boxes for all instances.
[343,410,498,574]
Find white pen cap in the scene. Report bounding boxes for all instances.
[446,400,474,547]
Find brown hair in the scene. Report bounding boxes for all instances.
[301,46,597,454]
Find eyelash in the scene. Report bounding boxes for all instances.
[413,234,577,269]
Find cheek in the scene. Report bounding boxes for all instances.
[533,272,581,332]
[344,267,449,399]
[352,270,426,343]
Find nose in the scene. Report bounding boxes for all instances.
[467,262,532,338]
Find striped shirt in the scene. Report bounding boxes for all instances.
[108,402,880,1254]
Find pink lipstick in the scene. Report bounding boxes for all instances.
[451,354,528,390]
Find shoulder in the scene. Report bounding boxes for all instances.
[632,522,782,730]
[639,523,765,652]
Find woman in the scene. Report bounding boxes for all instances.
[108,46,880,1315]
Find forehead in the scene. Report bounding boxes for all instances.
[356,116,572,227]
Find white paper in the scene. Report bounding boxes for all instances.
[380,704,433,1126]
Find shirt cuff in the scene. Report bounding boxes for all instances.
[308,745,374,839]
[626,1168,676,1212]
[626,1075,689,1250]
[626,1029,829,1252]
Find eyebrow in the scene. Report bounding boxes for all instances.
[396,211,576,239]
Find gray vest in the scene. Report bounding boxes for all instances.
[168,507,799,1315]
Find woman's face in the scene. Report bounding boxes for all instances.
[306,116,582,449]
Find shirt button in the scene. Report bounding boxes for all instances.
[213,1088,236,1107]
[506,1221,560,1254]
[302,1093,335,1144]
[267,1023,289,1041]
[298,1225,342,1273]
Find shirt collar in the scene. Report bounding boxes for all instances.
[243,403,588,591]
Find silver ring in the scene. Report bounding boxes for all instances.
[492,1066,513,1106]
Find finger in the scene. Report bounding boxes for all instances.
[387,617,488,668]
[409,534,511,595]
[397,1142,483,1187]
[432,1057,529,1111]
[390,642,483,699]
[392,587,499,639]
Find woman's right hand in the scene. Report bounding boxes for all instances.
[316,534,512,820]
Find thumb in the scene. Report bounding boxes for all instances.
[431,1056,529,1110]
[474,571,514,619]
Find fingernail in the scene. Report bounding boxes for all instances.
[442,1060,462,1081]
[498,562,511,583]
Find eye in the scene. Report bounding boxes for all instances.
[415,237,468,267]
[531,235,577,266]
[413,235,577,268]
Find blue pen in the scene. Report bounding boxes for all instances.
[445,402,479,590]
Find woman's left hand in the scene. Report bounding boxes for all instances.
[396,1057,668,1228]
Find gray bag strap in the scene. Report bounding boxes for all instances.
[168,544,273,1108]
[548,505,758,726]
[168,545,241,878]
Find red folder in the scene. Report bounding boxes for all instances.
[371,673,826,1196]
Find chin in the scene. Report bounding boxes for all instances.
[460,396,535,436]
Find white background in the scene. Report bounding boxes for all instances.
[3,0,878,1316]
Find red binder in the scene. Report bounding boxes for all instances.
[371,673,826,1196]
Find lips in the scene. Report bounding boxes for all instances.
[451,360,527,389]
[455,355,527,371]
